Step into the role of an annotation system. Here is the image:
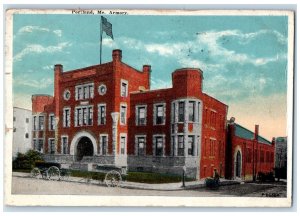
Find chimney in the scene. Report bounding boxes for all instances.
[272,137,275,145]
[54,64,63,73]
[143,65,151,73]
[112,49,122,62]
[142,65,151,90]
[254,125,259,140]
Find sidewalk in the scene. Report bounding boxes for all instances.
[13,172,240,191]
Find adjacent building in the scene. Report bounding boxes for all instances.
[275,137,287,169]
[226,118,275,180]
[13,107,32,158]
[31,49,275,180]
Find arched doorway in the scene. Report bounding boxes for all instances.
[76,136,94,161]
[235,150,242,178]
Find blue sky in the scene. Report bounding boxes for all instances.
[12,13,289,139]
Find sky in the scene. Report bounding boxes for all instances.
[12,13,289,140]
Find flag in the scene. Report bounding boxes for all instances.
[101,16,114,40]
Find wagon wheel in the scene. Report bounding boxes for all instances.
[30,168,40,179]
[104,170,122,187]
[47,166,60,181]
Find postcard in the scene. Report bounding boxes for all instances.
[4,9,294,207]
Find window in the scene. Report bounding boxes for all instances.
[63,108,71,127]
[155,136,163,156]
[13,117,16,121]
[75,83,94,100]
[246,148,252,163]
[188,101,195,122]
[210,110,216,127]
[75,106,93,126]
[121,80,128,97]
[61,136,68,154]
[49,139,55,154]
[188,136,194,156]
[210,138,215,156]
[198,102,201,122]
[98,104,106,125]
[120,136,126,155]
[178,135,184,156]
[137,136,146,156]
[13,128,16,132]
[260,150,265,163]
[38,116,44,130]
[136,106,146,125]
[120,105,127,125]
[25,133,29,139]
[178,101,185,122]
[99,135,108,155]
[63,89,71,101]
[26,118,29,123]
[154,104,165,125]
[33,116,37,130]
[49,114,55,130]
[172,103,175,123]
[36,139,44,153]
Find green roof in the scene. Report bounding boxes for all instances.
[235,124,271,145]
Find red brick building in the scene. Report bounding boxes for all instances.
[31,49,274,180]
[225,119,275,180]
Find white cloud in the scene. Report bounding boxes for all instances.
[14,77,53,89]
[42,65,53,70]
[14,42,72,62]
[53,30,62,37]
[18,25,50,34]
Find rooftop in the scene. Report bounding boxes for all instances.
[235,123,271,145]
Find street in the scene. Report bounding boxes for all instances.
[11,175,287,197]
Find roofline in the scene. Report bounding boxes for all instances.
[202,93,228,107]
[32,94,53,97]
[130,87,173,95]
[235,123,272,144]
[13,107,32,111]
[62,62,112,74]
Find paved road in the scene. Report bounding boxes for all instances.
[12,175,227,197]
[12,175,287,197]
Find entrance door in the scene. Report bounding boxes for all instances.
[235,150,241,178]
[76,136,94,161]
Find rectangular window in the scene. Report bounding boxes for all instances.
[260,150,264,163]
[49,114,55,130]
[137,106,146,125]
[13,117,16,121]
[49,139,55,154]
[38,116,44,130]
[177,135,184,156]
[137,137,146,156]
[100,135,108,155]
[178,101,185,122]
[38,139,44,153]
[26,118,29,123]
[63,108,71,127]
[33,139,37,151]
[33,116,37,130]
[188,136,194,156]
[120,105,127,125]
[188,101,195,122]
[155,104,165,125]
[155,137,163,156]
[75,83,94,100]
[121,80,128,97]
[75,106,93,126]
[25,133,29,139]
[120,136,126,155]
[98,104,106,125]
[210,139,215,156]
[61,136,68,154]
[172,103,175,123]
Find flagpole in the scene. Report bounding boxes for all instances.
[100,17,103,64]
